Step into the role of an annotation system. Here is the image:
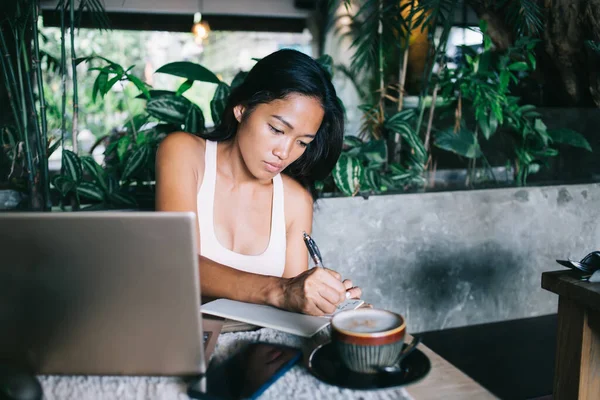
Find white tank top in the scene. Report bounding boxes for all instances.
[197,140,287,277]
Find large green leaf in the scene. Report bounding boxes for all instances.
[548,128,592,152]
[184,103,206,134]
[434,128,482,159]
[210,82,231,126]
[62,150,83,182]
[76,181,105,202]
[332,154,362,196]
[146,94,192,125]
[155,61,220,84]
[122,145,150,180]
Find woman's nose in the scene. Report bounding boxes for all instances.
[273,138,293,160]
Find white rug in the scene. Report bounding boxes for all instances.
[39,328,413,400]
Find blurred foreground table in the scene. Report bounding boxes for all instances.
[542,271,600,400]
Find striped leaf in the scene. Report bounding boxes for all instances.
[343,136,364,149]
[332,154,362,196]
[362,166,382,192]
[76,181,105,202]
[210,82,231,126]
[184,103,205,134]
[122,145,150,180]
[146,94,191,125]
[80,156,107,191]
[109,192,137,207]
[107,174,118,195]
[62,150,82,183]
[51,175,75,197]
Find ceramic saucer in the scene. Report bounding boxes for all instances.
[308,341,431,390]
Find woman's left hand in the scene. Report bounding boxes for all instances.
[342,279,362,300]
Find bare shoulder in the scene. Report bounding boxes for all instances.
[281,174,313,226]
[156,132,206,190]
[156,131,205,160]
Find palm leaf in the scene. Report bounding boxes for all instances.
[344,0,409,76]
[412,0,457,32]
[497,0,543,36]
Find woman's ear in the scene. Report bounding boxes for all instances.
[233,105,245,123]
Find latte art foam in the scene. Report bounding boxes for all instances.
[333,309,403,334]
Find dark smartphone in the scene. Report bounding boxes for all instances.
[188,342,302,400]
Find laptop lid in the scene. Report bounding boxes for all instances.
[0,211,205,376]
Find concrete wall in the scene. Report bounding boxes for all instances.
[312,183,600,333]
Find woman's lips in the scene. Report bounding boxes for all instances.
[264,161,283,173]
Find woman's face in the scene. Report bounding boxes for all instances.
[234,94,324,181]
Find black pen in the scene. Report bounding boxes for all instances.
[303,232,351,299]
[303,231,324,268]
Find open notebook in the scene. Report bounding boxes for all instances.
[201,298,364,337]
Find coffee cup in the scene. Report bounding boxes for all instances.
[330,308,409,374]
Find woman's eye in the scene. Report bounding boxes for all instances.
[269,124,283,134]
[298,141,309,148]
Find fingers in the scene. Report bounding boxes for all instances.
[343,279,353,290]
[346,286,362,299]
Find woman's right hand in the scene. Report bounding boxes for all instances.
[280,268,348,316]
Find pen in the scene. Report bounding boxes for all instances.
[303,232,351,299]
[302,231,324,268]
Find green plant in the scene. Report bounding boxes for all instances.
[434,21,591,185]
[0,0,56,209]
[0,0,109,210]
[328,0,592,195]
[328,0,430,196]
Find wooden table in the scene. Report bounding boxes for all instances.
[542,270,600,400]
[403,333,497,400]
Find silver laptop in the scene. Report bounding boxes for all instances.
[0,211,212,376]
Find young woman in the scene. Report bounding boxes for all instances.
[155,49,361,316]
